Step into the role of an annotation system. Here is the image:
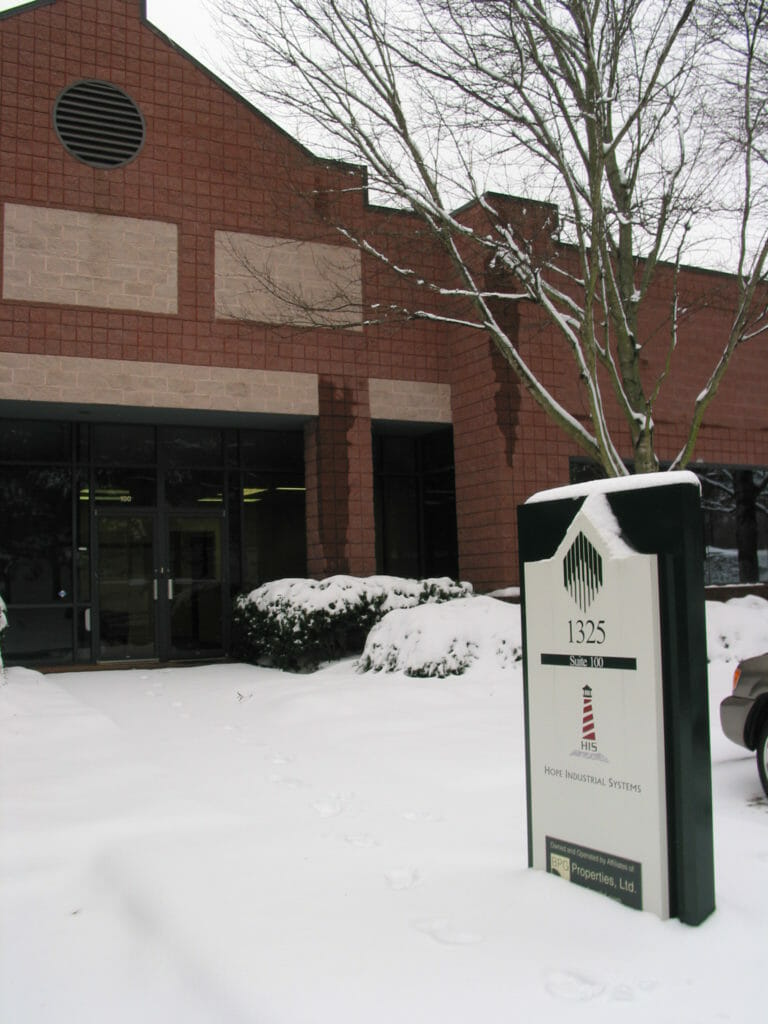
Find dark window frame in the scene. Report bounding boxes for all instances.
[372,425,459,580]
[569,456,768,586]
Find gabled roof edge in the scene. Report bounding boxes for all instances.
[0,0,56,22]
[136,1,374,199]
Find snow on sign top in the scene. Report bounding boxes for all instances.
[560,492,635,559]
[525,469,701,505]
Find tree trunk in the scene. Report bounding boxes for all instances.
[633,428,659,474]
[734,470,759,583]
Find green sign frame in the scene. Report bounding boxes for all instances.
[518,474,715,926]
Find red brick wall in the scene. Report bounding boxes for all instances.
[305,376,376,578]
[1,0,767,593]
[0,0,450,582]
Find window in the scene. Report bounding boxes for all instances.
[0,467,73,605]
[373,427,458,579]
[241,470,306,588]
[238,429,306,591]
[699,466,768,585]
[569,457,768,586]
[0,419,75,664]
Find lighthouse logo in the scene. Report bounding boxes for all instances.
[571,683,609,762]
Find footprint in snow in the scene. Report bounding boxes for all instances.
[384,866,422,890]
[611,984,636,1002]
[312,794,352,818]
[412,917,482,946]
[269,752,293,765]
[268,772,308,789]
[545,970,605,1002]
[344,833,379,848]
[401,809,443,824]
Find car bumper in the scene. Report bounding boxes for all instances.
[720,694,753,750]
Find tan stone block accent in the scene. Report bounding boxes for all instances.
[215,231,362,328]
[3,204,178,314]
[0,353,318,416]
[368,378,452,423]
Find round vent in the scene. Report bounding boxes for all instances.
[53,80,145,169]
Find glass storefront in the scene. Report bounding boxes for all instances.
[0,417,307,665]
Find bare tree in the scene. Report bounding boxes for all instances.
[209,0,768,475]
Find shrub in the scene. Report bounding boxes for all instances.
[232,575,472,672]
[357,595,522,677]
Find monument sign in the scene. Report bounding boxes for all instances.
[518,473,715,925]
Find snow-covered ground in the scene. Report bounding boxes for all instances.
[1,596,767,1023]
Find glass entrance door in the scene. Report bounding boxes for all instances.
[94,511,224,661]
[165,513,224,658]
[95,512,158,661]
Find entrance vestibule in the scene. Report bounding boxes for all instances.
[0,414,307,666]
[0,411,461,667]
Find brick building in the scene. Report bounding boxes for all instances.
[1,0,766,666]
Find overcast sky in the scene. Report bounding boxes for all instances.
[142,0,226,72]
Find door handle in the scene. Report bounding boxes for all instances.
[153,579,158,601]
[168,578,174,600]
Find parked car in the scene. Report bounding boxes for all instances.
[720,652,768,797]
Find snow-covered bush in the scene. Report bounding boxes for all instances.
[706,596,768,663]
[357,595,521,677]
[233,575,472,671]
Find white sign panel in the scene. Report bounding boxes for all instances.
[524,493,669,918]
